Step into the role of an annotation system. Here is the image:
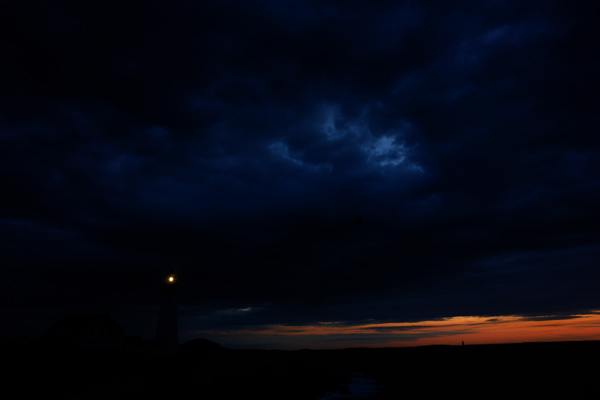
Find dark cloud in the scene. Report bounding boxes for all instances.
[1,0,599,346]
[520,314,586,322]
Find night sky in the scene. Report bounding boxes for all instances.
[2,0,599,349]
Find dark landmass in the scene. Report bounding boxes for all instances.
[4,340,600,399]
[322,341,600,399]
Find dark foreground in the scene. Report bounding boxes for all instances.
[4,340,600,399]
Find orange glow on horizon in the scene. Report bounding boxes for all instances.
[193,312,600,348]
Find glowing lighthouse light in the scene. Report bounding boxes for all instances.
[157,270,179,358]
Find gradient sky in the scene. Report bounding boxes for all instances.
[1,0,599,349]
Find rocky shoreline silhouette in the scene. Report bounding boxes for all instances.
[4,339,600,399]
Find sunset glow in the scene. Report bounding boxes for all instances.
[193,312,600,349]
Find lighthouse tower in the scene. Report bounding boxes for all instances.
[155,270,179,357]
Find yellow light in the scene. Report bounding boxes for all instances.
[167,274,176,283]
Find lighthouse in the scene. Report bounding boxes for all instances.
[155,270,179,357]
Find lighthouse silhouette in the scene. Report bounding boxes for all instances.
[155,269,179,357]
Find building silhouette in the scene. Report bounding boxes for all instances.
[34,271,180,357]
[155,270,179,357]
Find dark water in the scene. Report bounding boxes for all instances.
[317,372,389,400]
[9,342,600,399]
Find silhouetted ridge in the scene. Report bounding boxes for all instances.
[40,311,125,351]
